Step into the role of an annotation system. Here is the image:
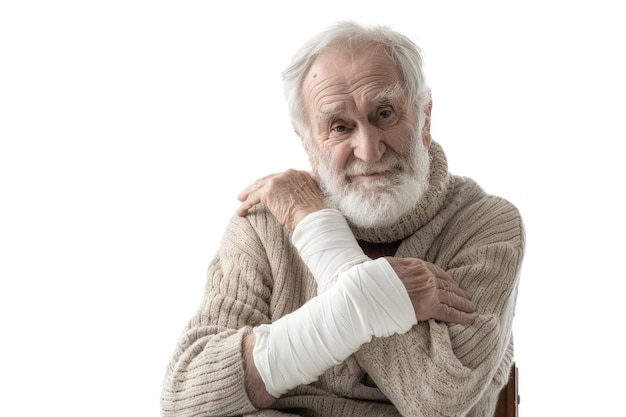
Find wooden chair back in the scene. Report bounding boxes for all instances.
[494,362,519,417]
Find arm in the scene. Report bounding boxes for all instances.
[166,169,435,415]
[165,169,389,413]
[236,170,476,404]
[293,208,475,323]
[237,169,475,323]
[160,215,277,416]
[354,197,525,416]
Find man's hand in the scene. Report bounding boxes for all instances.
[386,257,476,325]
[237,169,326,230]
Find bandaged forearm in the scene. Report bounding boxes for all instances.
[253,257,417,398]
[292,209,369,292]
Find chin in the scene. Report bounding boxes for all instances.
[317,132,431,229]
[326,174,427,229]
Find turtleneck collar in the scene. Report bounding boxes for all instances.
[347,141,451,243]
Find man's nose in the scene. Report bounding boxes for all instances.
[352,124,385,163]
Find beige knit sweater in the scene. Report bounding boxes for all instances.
[161,142,525,417]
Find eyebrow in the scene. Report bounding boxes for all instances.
[314,83,406,126]
[371,83,406,107]
[315,106,343,126]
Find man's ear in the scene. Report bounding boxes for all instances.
[422,100,433,147]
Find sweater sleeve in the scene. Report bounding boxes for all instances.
[354,196,525,417]
[160,214,277,417]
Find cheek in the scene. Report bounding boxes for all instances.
[385,124,416,155]
[319,141,353,171]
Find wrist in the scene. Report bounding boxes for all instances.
[291,204,326,230]
[243,333,277,408]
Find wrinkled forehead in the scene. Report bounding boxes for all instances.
[301,42,405,114]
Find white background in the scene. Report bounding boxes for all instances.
[1,1,624,416]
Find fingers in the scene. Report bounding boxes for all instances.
[236,189,260,217]
[237,173,275,202]
[433,304,476,325]
[236,197,256,218]
[436,277,471,299]
[395,257,476,325]
[431,282,476,325]
[237,172,279,211]
[428,262,471,300]
[236,175,270,217]
[438,287,476,314]
[236,172,293,218]
[235,169,327,229]
[236,185,264,217]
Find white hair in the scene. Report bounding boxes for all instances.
[282,20,432,147]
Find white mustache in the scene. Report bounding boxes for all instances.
[343,152,404,177]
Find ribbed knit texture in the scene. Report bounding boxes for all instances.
[161,141,525,417]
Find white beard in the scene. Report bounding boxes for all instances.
[316,136,431,229]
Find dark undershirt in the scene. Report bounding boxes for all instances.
[357,239,402,259]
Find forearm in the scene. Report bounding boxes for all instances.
[240,210,413,402]
[252,258,416,398]
[292,208,369,291]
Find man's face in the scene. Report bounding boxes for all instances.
[301,43,431,228]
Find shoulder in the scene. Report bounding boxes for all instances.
[445,175,525,250]
[219,205,316,314]
[220,205,299,268]
[224,206,290,245]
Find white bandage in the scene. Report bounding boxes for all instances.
[291,209,370,292]
[253,259,417,397]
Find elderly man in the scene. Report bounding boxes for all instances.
[161,21,524,417]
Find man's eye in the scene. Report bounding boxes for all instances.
[379,109,392,119]
[332,125,347,133]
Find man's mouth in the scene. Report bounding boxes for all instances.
[349,171,393,184]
